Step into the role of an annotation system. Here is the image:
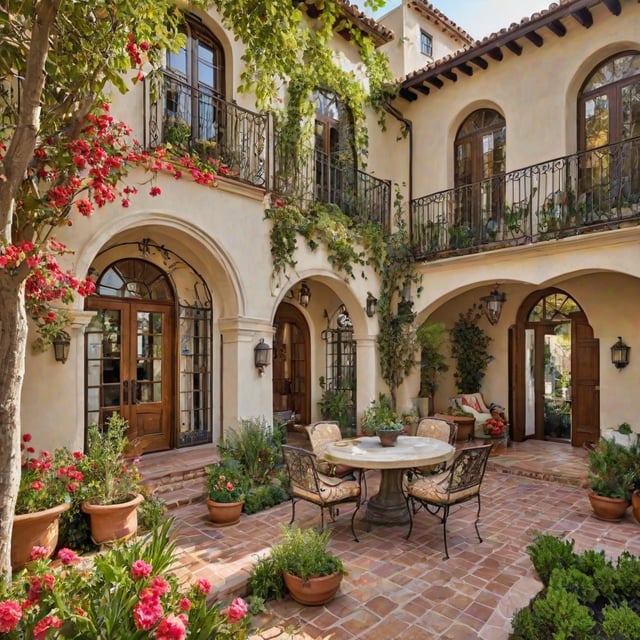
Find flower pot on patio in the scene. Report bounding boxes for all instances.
[82,493,144,544]
[376,428,403,447]
[283,570,343,606]
[587,491,629,522]
[11,502,70,570]
[632,490,640,524]
[207,498,244,526]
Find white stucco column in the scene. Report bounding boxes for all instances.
[354,335,378,425]
[218,317,275,437]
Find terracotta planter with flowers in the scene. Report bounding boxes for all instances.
[11,502,71,570]
[77,414,144,544]
[205,460,246,526]
[13,433,84,569]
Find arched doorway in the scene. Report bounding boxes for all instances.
[85,244,214,453]
[273,303,311,425]
[511,288,599,447]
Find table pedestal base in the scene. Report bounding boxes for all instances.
[365,468,410,525]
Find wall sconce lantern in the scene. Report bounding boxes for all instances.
[366,292,378,318]
[481,287,507,326]
[254,338,272,375]
[298,281,311,308]
[52,332,71,364]
[610,336,630,370]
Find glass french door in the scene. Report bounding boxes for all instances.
[86,299,174,452]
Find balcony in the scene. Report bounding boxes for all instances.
[272,134,391,234]
[147,72,269,188]
[411,136,640,261]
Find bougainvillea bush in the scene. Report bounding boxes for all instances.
[0,519,253,639]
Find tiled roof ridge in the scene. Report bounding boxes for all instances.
[407,0,476,45]
[399,0,591,84]
[338,1,395,43]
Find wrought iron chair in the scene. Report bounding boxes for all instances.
[305,421,355,478]
[405,443,492,559]
[282,444,362,541]
[412,417,458,475]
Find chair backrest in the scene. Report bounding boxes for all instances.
[282,444,322,494]
[446,444,492,495]
[305,421,342,458]
[416,417,458,445]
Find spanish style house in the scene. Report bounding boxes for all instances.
[23,0,640,455]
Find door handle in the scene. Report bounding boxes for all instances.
[131,379,138,404]
[123,380,129,405]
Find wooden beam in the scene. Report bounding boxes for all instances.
[506,41,523,56]
[427,76,444,89]
[471,56,488,70]
[416,84,430,95]
[457,62,473,76]
[525,30,544,47]
[399,87,418,102]
[443,70,457,82]
[572,7,593,28]
[488,47,503,61]
[602,0,622,16]
[547,20,567,37]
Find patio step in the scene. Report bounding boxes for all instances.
[142,464,209,510]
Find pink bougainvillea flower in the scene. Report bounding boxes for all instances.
[57,548,80,565]
[225,597,249,623]
[194,578,211,596]
[154,613,187,640]
[30,545,49,560]
[131,559,152,580]
[0,600,22,633]
[33,615,62,640]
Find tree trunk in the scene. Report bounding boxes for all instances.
[0,272,28,580]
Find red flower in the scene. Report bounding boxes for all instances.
[154,613,187,640]
[0,600,22,633]
[57,548,79,565]
[33,615,62,639]
[131,560,152,580]
[132,593,162,630]
[194,578,211,596]
[225,597,248,623]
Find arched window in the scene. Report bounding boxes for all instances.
[313,89,356,213]
[453,109,506,242]
[579,52,640,150]
[164,17,225,145]
[577,52,640,216]
[96,259,174,301]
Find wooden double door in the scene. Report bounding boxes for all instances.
[86,298,174,453]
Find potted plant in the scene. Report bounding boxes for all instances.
[415,321,449,417]
[587,435,635,521]
[205,459,247,526]
[78,413,144,544]
[11,434,84,569]
[318,387,354,435]
[248,525,345,606]
[360,393,404,447]
[450,305,492,394]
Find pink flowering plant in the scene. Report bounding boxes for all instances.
[206,460,246,504]
[0,519,253,639]
[15,434,84,515]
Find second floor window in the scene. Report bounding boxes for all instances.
[420,31,433,57]
[164,17,225,144]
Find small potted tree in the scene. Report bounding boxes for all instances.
[415,322,449,418]
[248,525,345,606]
[79,413,144,544]
[205,459,247,526]
[587,434,635,521]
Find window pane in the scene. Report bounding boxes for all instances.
[621,82,640,139]
[167,48,187,76]
[584,95,609,149]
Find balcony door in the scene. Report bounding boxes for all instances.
[454,109,506,244]
[86,260,175,453]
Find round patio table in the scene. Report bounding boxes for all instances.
[324,435,454,525]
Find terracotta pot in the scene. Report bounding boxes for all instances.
[376,429,402,447]
[632,490,640,524]
[206,499,244,527]
[82,493,144,544]
[587,491,629,522]
[455,421,473,442]
[283,571,343,605]
[11,502,71,570]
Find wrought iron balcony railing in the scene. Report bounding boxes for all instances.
[147,72,268,188]
[411,136,640,260]
[273,133,391,233]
